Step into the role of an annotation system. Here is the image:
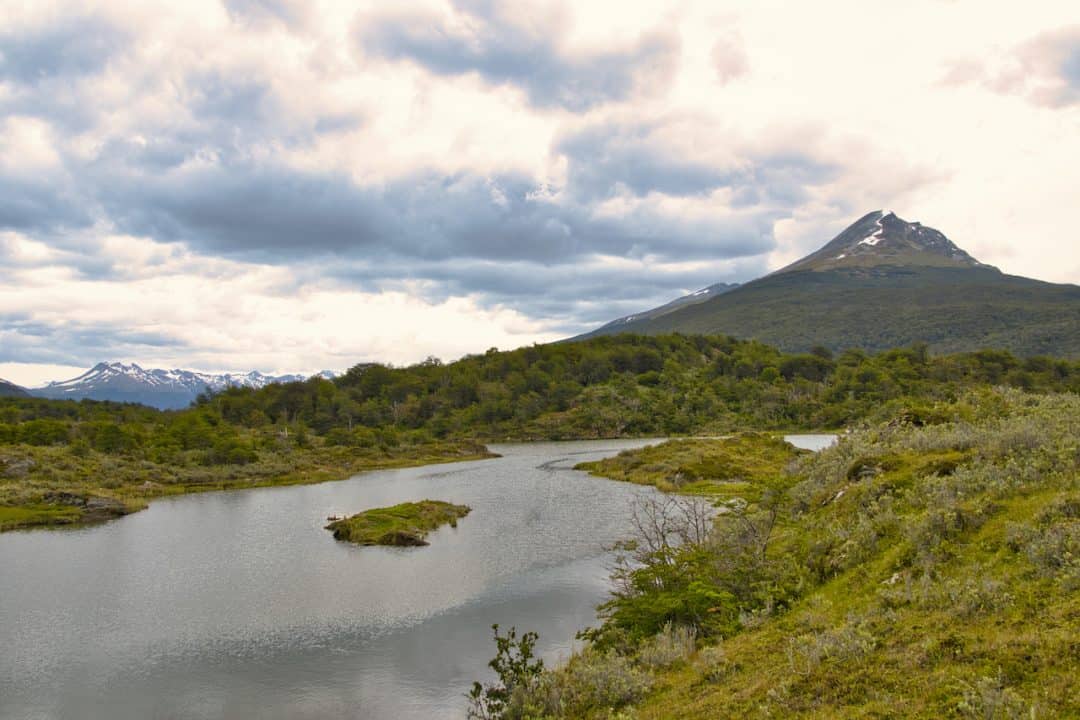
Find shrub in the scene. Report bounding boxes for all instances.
[956,671,1031,720]
[785,620,877,676]
[696,644,731,683]
[468,625,544,720]
[637,622,696,670]
[540,650,651,716]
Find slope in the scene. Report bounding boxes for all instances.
[0,380,29,398]
[579,211,1080,357]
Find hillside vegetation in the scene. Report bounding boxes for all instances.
[471,389,1080,718]
[2,334,1078,530]
[589,267,1080,358]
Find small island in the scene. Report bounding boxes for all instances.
[325,500,471,546]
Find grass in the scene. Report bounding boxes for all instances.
[0,440,495,531]
[574,432,803,496]
[325,500,472,546]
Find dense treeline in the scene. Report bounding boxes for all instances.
[2,335,1079,465]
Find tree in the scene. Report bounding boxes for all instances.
[467,624,544,720]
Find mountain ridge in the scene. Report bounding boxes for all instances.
[577,210,1080,357]
[0,379,29,398]
[31,362,327,410]
[587,282,740,336]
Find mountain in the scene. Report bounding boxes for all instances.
[32,363,309,410]
[587,282,739,336]
[579,210,1080,357]
[0,379,29,398]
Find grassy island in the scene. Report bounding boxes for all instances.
[325,500,471,546]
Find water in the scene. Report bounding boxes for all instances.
[785,433,838,452]
[0,439,663,720]
[0,434,838,719]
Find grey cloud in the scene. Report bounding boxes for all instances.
[1063,43,1080,89]
[0,316,185,367]
[0,170,93,234]
[357,3,678,111]
[557,123,730,200]
[0,15,128,84]
[93,159,778,267]
[320,251,766,330]
[556,121,836,205]
[223,0,310,27]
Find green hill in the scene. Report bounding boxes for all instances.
[580,212,1080,358]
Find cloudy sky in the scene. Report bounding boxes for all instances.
[1,0,1078,385]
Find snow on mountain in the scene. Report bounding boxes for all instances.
[32,363,317,409]
[585,282,741,336]
[779,210,992,274]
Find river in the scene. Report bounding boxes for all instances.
[0,435,833,720]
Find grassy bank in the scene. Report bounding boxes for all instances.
[475,389,1080,719]
[574,433,803,496]
[0,440,494,531]
[326,499,471,546]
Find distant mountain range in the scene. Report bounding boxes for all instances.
[0,379,29,398]
[579,210,1080,357]
[26,363,333,410]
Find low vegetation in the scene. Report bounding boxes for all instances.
[325,500,471,546]
[0,437,491,531]
[474,388,1080,718]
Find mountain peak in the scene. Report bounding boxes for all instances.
[780,210,993,274]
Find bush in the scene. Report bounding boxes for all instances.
[696,644,731,683]
[541,650,651,715]
[637,622,696,670]
[468,625,544,720]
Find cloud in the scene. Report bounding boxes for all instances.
[711,34,748,84]
[943,26,1080,107]
[0,13,128,84]
[93,157,783,266]
[357,1,679,111]
[223,0,311,28]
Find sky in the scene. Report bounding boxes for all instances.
[1,0,1078,386]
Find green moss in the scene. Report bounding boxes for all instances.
[325,500,471,546]
[0,503,84,531]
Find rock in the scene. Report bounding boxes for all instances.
[378,530,429,547]
[1,457,36,479]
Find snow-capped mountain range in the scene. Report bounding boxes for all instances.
[33,362,333,410]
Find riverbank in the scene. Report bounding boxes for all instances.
[0,440,495,531]
[574,432,804,496]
